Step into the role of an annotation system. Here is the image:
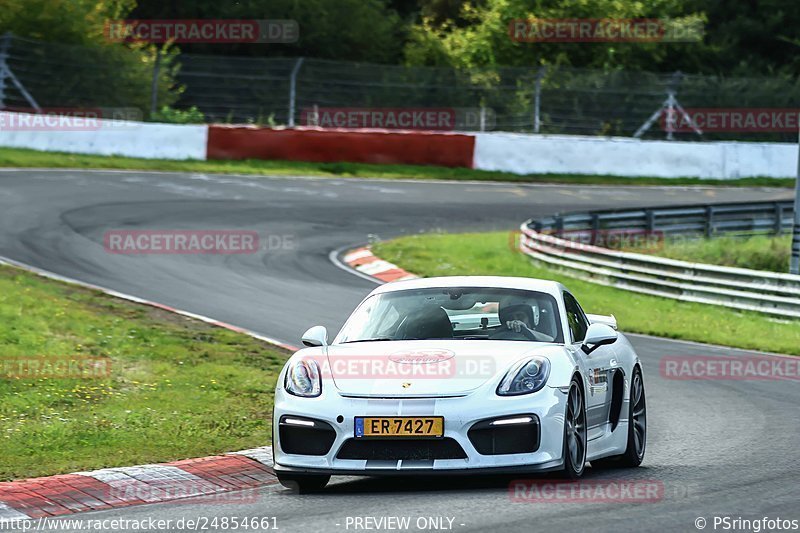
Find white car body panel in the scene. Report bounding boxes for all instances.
[273,276,643,476]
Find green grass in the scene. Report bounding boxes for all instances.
[0,146,793,187]
[0,265,289,481]
[626,234,793,273]
[372,232,800,355]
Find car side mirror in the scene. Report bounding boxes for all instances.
[301,325,328,347]
[581,323,617,355]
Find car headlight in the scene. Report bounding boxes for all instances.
[284,359,321,397]
[497,357,550,396]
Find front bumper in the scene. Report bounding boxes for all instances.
[272,384,568,475]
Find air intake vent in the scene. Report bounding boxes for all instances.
[336,438,467,461]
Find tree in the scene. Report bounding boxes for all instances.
[403,0,707,71]
[130,0,406,63]
[0,0,178,115]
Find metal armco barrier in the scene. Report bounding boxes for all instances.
[520,200,800,318]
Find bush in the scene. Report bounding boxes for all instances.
[151,106,206,124]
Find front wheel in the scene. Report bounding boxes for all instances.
[595,367,647,468]
[560,377,587,479]
[277,473,330,494]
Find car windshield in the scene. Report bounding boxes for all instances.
[337,287,563,343]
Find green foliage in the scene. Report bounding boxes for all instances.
[151,105,206,124]
[403,0,799,77]
[0,0,135,46]
[0,0,180,114]
[628,234,793,273]
[132,0,406,63]
[0,265,287,480]
[404,0,706,70]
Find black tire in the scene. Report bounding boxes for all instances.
[595,366,646,468]
[277,473,330,493]
[559,377,587,479]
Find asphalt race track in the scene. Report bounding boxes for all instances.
[1,169,798,532]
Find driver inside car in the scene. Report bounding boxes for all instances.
[490,301,552,341]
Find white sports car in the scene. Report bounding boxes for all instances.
[272,276,646,492]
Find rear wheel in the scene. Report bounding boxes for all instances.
[560,377,587,479]
[621,368,647,466]
[277,473,330,494]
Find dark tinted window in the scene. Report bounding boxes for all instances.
[337,287,564,343]
[563,292,589,343]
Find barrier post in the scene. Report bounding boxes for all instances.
[0,32,10,109]
[0,32,39,111]
[287,57,304,127]
[791,127,800,274]
[533,66,545,133]
[149,46,162,118]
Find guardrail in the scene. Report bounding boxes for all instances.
[520,200,800,318]
[530,200,795,238]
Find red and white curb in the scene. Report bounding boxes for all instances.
[341,247,418,283]
[0,448,275,519]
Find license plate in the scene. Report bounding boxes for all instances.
[354,417,444,438]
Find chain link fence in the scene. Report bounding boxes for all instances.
[3,33,800,141]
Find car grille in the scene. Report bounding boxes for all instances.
[336,438,468,461]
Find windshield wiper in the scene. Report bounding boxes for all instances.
[341,337,394,343]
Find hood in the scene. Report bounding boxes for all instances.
[323,339,560,397]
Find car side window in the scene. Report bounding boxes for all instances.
[563,292,589,343]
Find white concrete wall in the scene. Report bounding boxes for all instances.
[473,132,797,179]
[0,112,208,160]
[2,110,796,178]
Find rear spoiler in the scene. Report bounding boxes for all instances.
[586,313,617,330]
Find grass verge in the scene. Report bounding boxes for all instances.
[372,232,800,355]
[626,234,792,273]
[0,264,288,481]
[0,146,793,187]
